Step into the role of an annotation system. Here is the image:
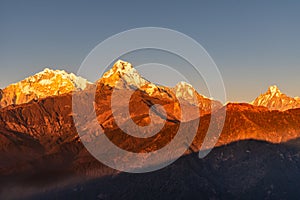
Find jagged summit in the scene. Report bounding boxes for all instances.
[251,85,300,111]
[0,60,222,115]
[26,68,89,90]
[99,60,217,106]
[0,68,90,108]
[268,85,281,97]
[100,61,193,96]
[100,60,149,88]
[173,81,198,105]
[174,81,194,90]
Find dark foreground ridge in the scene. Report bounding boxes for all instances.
[22,138,300,200]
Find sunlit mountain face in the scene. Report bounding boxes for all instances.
[1,61,300,199]
[251,85,300,111]
[0,68,90,108]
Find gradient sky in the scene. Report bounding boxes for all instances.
[0,0,299,102]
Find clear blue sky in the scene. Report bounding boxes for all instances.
[0,0,299,102]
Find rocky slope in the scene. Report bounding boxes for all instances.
[1,83,300,177]
[2,100,300,199]
[251,85,300,111]
[195,103,300,148]
[0,68,90,108]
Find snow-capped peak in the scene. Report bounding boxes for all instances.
[251,85,300,111]
[0,68,91,108]
[100,60,149,88]
[27,68,90,91]
[102,60,134,78]
[175,81,193,89]
[173,81,198,105]
[174,81,195,95]
[268,85,281,96]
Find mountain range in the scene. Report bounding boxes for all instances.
[1,61,299,112]
[1,60,300,199]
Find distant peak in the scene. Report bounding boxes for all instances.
[40,68,49,72]
[101,60,148,88]
[102,60,134,79]
[172,81,199,105]
[0,67,91,108]
[102,60,133,78]
[36,68,70,76]
[251,84,300,111]
[268,85,281,95]
[42,67,53,72]
[24,68,90,91]
[38,68,59,74]
[113,60,133,71]
[175,81,193,88]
